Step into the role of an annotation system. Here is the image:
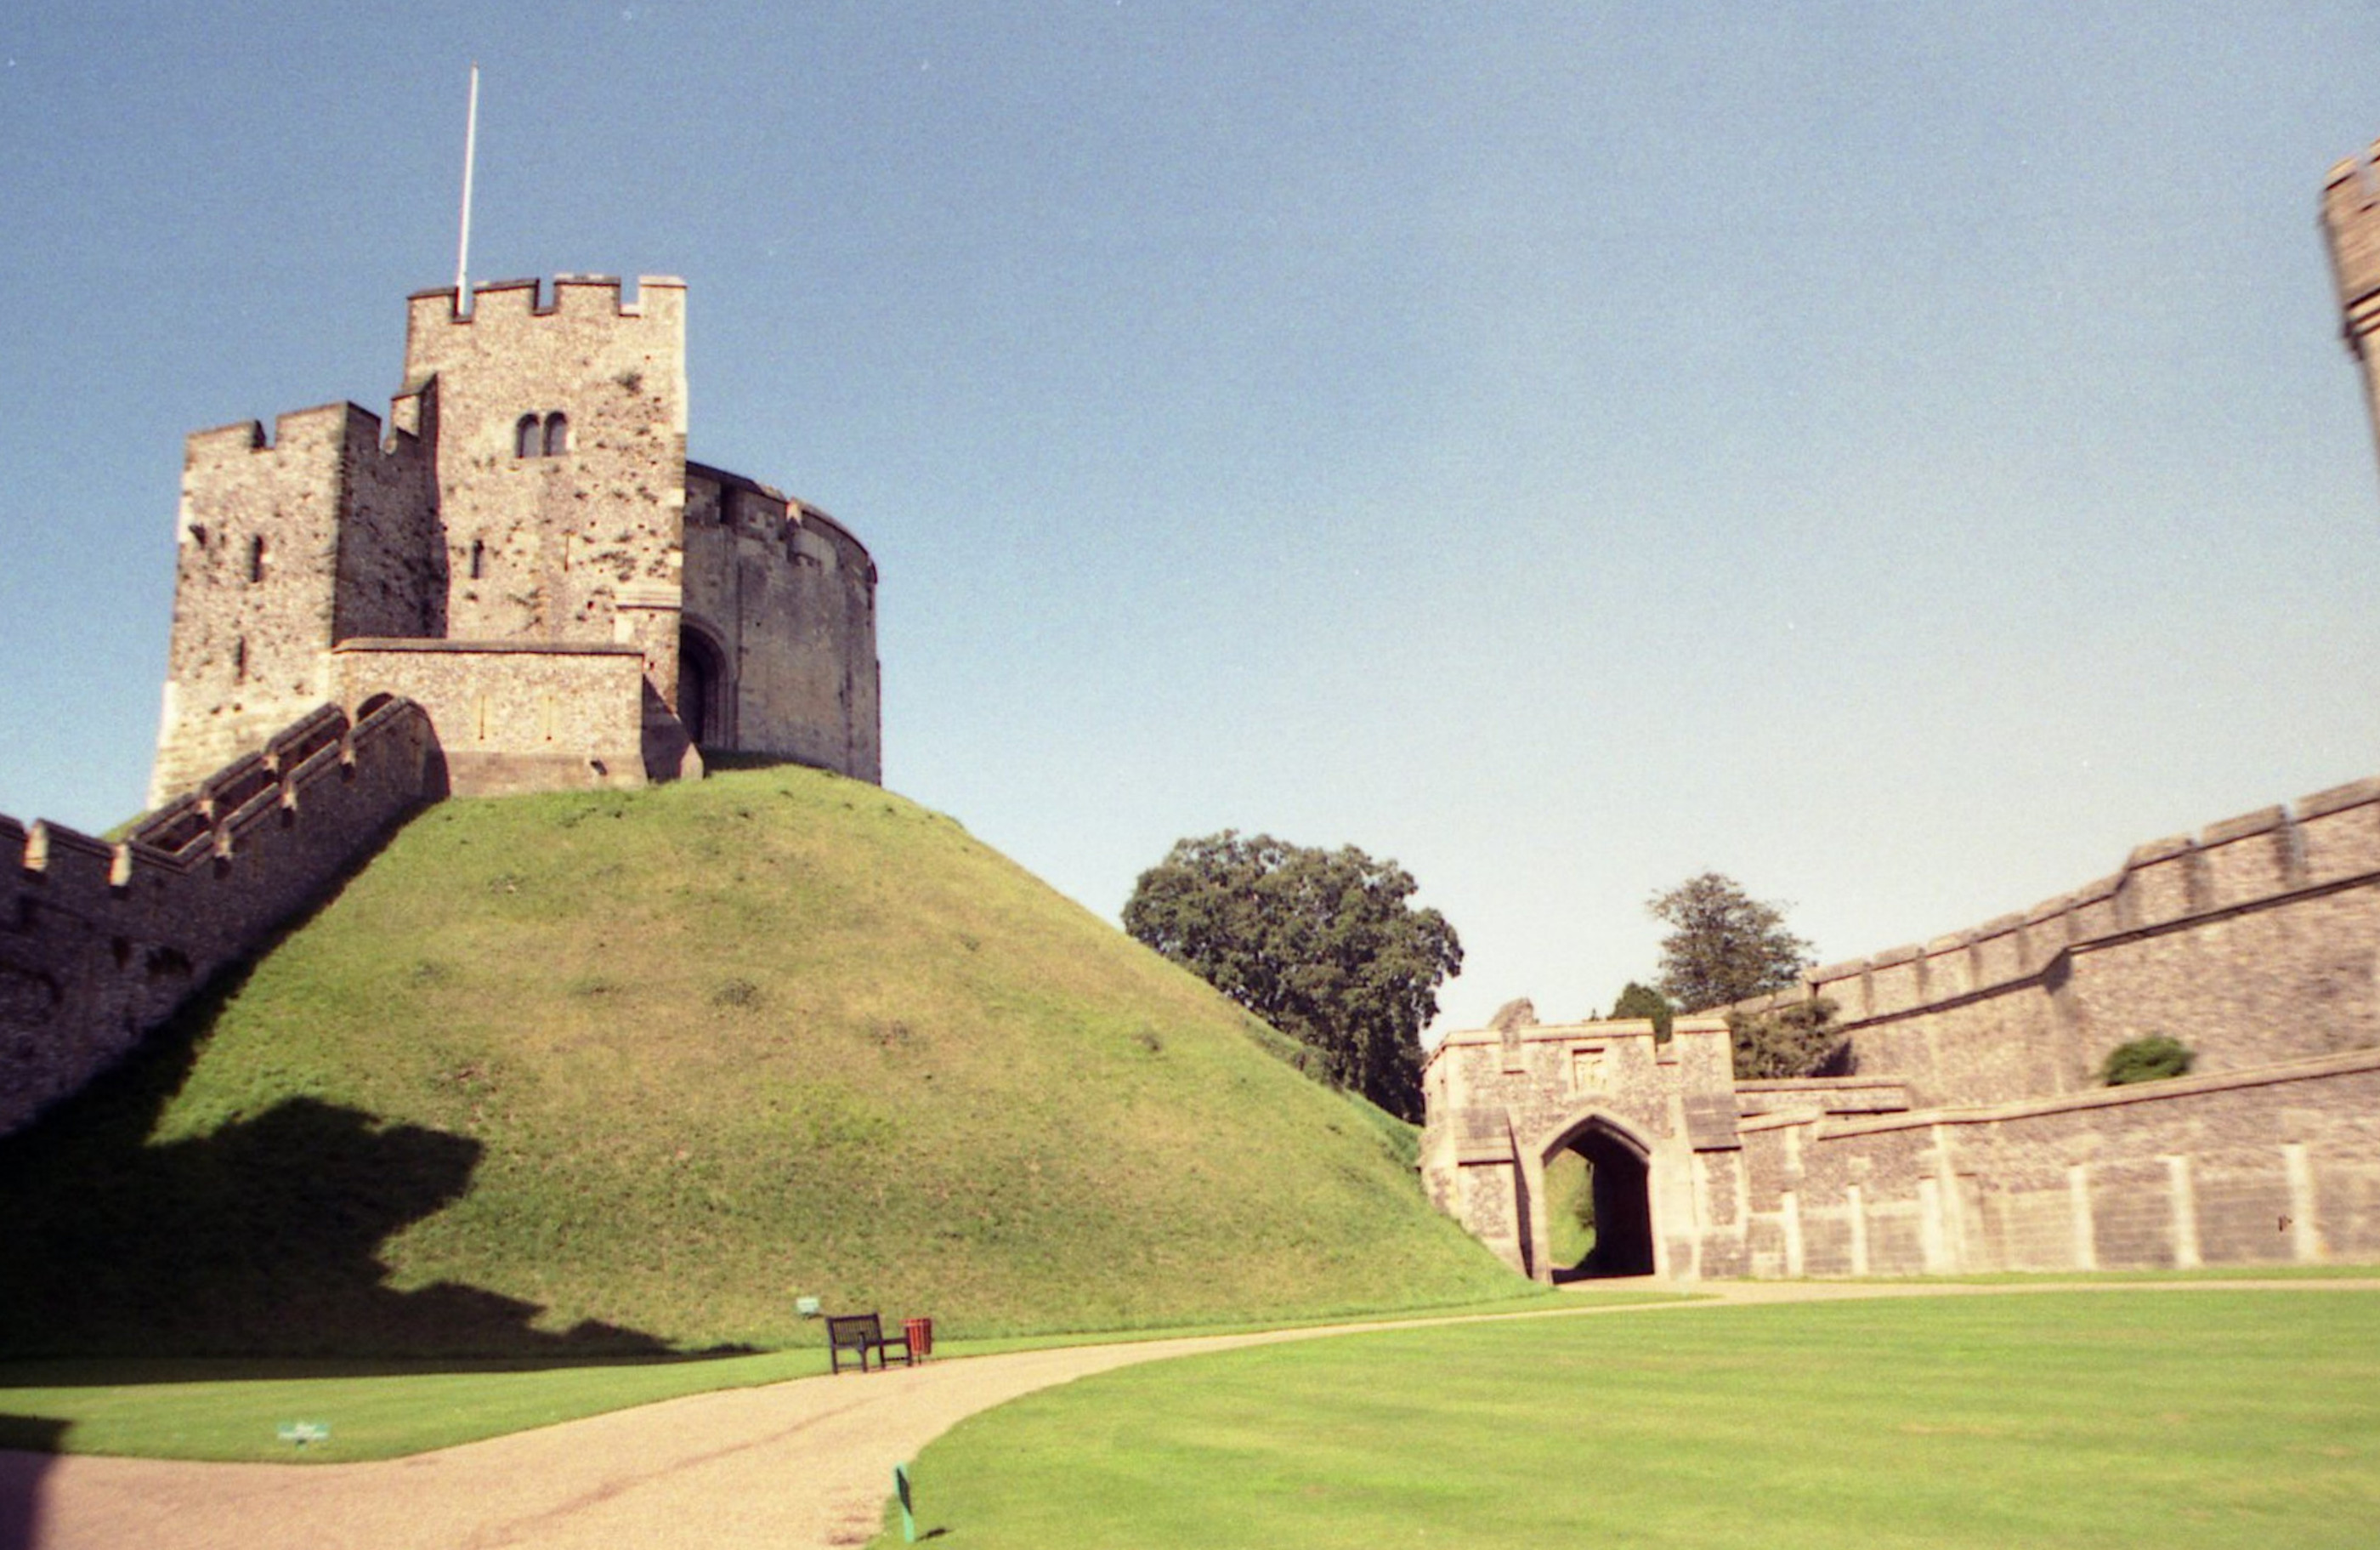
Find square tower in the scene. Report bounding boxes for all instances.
[401,275,689,694]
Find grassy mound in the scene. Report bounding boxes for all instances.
[0,769,1522,1356]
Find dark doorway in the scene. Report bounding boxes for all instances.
[677,628,727,747]
[1544,1122,1655,1280]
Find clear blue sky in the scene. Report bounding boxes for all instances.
[4,3,2377,1035]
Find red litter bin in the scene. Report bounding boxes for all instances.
[904,1316,933,1360]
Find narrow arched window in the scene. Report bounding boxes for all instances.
[469,539,485,580]
[543,412,570,456]
[516,413,541,458]
[247,535,266,582]
[233,637,247,681]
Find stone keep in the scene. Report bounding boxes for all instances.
[150,275,881,803]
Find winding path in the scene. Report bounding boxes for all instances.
[6,1278,2374,1549]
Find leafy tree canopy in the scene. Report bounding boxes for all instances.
[1122,831,1462,1120]
[1726,998,1848,1080]
[1609,981,1676,1041]
[1646,872,1815,1013]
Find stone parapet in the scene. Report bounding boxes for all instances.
[332,640,648,796]
[1710,774,2380,1105]
[3,700,439,1137]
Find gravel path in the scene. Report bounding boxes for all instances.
[7,1278,2374,1550]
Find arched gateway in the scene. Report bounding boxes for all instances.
[1418,1004,1758,1281]
[1531,1110,1658,1280]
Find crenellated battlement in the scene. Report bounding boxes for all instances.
[177,403,429,541]
[3,700,440,1137]
[1735,775,2380,1023]
[184,401,424,457]
[184,402,354,469]
[1714,774,2380,1105]
[1433,768,2380,1281]
[404,273,686,346]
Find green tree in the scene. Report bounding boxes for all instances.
[1726,997,1847,1080]
[1646,872,1815,1013]
[1122,832,1462,1120]
[1609,981,1676,1040]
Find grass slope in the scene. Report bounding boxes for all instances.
[878,1290,2380,1548]
[0,769,1523,1357]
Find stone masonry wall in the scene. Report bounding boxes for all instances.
[332,641,648,798]
[402,276,689,696]
[1725,775,2380,1107]
[1739,1051,2380,1276]
[681,468,882,783]
[331,390,445,644]
[3,700,439,1137]
[1419,1013,1751,1279]
[152,405,429,806]
[2322,142,2380,458]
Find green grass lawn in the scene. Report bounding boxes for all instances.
[872,1290,2380,1548]
[0,1350,819,1462]
[0,1290,1682,1462]
[1865,1263,2380,1283]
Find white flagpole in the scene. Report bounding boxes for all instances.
[455,64,479,315]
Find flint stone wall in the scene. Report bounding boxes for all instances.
[1740,1050,2380,1276]
[332,639,649,797]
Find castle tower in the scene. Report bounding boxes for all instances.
[150,403,439,806]
[2321,145,2380,476]
[149,274,878,807]
[401,275,690,700]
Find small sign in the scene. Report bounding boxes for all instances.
[276,1421,332,1448]
[796,1295,822,1319]
[895,1461,916,1543]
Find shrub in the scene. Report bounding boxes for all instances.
[1726,997,1847,1080]
[2099,1034,2194,1086]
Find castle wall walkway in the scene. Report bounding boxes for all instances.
[0,701,439,1138]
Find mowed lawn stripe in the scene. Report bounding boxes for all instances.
[879,1290,2380,1549]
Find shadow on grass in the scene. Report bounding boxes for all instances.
[0,838,728,1365]
[0,1417,65,1550]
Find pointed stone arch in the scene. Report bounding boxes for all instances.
[676,617,733,749]
[1522,1107,1662,1282]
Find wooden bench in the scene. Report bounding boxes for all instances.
[827,1313,914,1374]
